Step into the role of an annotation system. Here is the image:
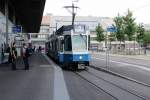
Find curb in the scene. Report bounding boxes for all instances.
[42,54,70,100]
[92,52,150,61]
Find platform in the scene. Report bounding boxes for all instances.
[0,54,69,100]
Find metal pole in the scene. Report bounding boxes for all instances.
[105,32,108,69]
[106,47,108,68]
[56,22,58,31]
[107,36,109,69]
[105,31,110,70]
[5,0,9,45]
[72,3,75,27]
[64,2,79,30]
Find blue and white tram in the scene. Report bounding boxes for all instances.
[46,25,90,69]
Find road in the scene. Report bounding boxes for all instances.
[91,52,150,85]
[85,52,150,98]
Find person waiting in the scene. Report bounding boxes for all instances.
[22,43,30,70]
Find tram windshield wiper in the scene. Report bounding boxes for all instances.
[79,34,87,46]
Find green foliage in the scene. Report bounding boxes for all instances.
[143,31,150,44]
[109,33,116,41]
[114,9,140,42]
[113,14,125,41]
[96,24,104,42]
[136,23,145,42]
[123,9,136,41]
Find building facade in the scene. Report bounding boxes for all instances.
[40,14,114,36]
[0,10,14,64]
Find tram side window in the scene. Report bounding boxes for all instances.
[55,40,58,51]
[52,41,54,50]
[60,40,64,52]
[55,40,57,51]
[50,42,52,50]
[64,35,72,51]
[88,35,90,50]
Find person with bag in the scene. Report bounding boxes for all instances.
[8,46,12,63]
[22,43,29,70]
[11,42,17,70]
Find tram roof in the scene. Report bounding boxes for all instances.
[56,25,73,35]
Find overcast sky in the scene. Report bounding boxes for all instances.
[44,0,150,24]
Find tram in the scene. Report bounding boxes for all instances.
[46,24,90,69]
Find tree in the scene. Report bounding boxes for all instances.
[96,24,104,42]
[109,33,116,41]
[136,23,145,43]
[113,13,125,42]
[143,31,150,47]
[123,9,136,41]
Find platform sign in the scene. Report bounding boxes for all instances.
[12,25,22,33]
[107,26,117,33]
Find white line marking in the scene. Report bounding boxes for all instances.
[39,65,51,67]
[92,57,150,72]
[53,66,70,100]
[43,55,70,100]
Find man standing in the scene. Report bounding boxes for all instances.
[1,44,4,64]
[11,42,17,70]
[22,43,29,70]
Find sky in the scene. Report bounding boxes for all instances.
[44,0,150,24]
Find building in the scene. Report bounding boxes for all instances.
[40,15,51,33]
[40,14,114,40]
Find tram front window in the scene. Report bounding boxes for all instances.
[72,35,87,51]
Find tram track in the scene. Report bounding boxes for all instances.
[74,71,119,100]
[89,66,149,100]
[89,65,150,87]
[74,66,149,100]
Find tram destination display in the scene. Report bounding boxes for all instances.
[74,24,86,33]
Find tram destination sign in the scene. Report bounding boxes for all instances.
[74,24,86,33]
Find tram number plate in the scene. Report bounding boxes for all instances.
[78,64,85,69]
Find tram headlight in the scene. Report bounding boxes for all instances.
[79,56,82,60]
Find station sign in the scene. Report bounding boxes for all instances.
[12,25,22,33]
[107,26,117,33]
